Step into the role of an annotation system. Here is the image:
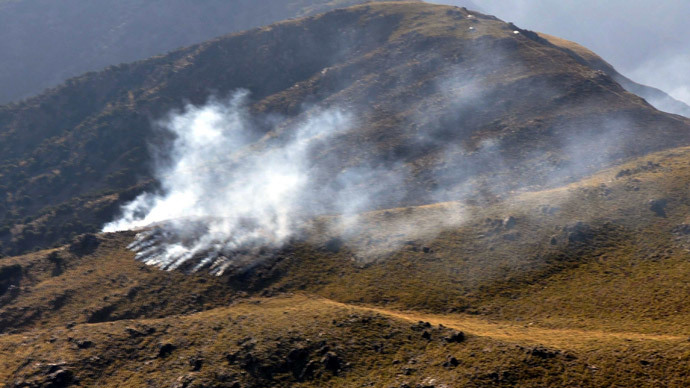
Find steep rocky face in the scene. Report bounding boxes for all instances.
[2,2,690,256]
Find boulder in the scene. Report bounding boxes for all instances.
[649,198,668,217]
[68,234,100,256]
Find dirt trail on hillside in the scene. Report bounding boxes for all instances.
[317,297,686,350]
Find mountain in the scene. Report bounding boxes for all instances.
[538,32,690,117]
[4,135,690,386]
[4,3,690,386]
[2,1,690,257]
[0,0,408,104]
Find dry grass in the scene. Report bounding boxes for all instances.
[3,295,690,387]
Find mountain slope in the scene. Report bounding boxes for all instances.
[2,2,690,257]
[538,32,690,117]
[0,0,412,104]
[4,144,690,386]
[5,4,690,385]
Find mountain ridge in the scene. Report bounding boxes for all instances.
[537,32,690,117]
[2,2,690,256]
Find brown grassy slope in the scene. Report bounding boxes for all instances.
[5,146,690,385]
[0,233,240,335]
[5,147,690,339]
[3,2,690,256]
[249,143,690,336]
[2,295,690,387]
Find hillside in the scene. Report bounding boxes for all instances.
[4,144,690,386]
[5,2,690,387]
[538,32,690,117]
[2,2,690,257]
[0,0,408,104]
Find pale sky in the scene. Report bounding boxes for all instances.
[434,0,690,105]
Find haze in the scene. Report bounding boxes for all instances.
[440,0,690,106]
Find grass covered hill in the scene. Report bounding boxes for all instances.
[4,144,690,386]
[5,2,690,386]
[2,2,690,257]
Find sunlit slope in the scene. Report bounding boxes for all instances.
[5,145,690,385]
[4,144,690,334]
[282,144,690,333]
[2,295,690,387]
[3,2,690,256]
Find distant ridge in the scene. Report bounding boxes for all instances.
[538,32,690,117]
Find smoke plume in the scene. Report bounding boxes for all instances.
[104,90,354,274]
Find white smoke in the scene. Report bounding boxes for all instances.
[103,90,353,274]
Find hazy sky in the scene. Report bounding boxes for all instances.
[435,0,690,105]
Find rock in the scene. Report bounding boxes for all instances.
[417,376,438,388]
[189,356,203,371]
[125,326,155,337]
[411,321,432,331]
[172,374,195,388]
[616,169,633,178]
[157,342,177,358]
[442,355,459,368]
[11,378,29,388]
[286,347,310,364]
[616,161,661,178]
[321,351,342,374]
[324,237,343,253]
[47,251,65,277]
[0,264,22,296]
[422,246,432,254]
[68,233,100,256]
[649,198,668,217]
[5,284,19,297]
[298,360,318,381]
[285,347,310,379]
[444,331,465,343]
[502,216,517,229]
[421,330,432,340]
[44,368,74,387]
[565,222,593,244]
[527,346,559,359]
[76,339,93,349]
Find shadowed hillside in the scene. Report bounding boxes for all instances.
[0,0,413,104]
[2,2,690,257]
[538,32,690,117]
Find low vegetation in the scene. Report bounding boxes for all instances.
[3,145,690,386]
